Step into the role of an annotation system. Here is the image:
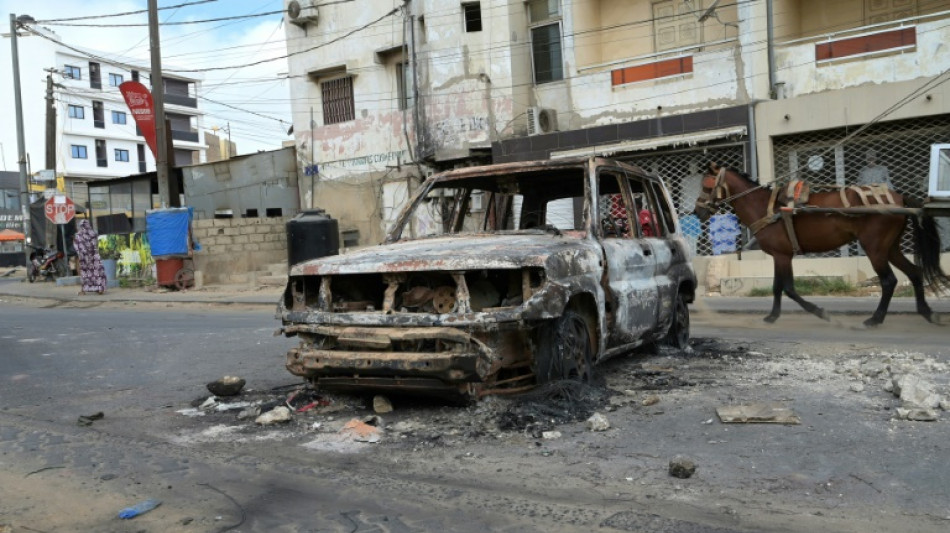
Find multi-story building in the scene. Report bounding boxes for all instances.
[284,1,950,263]
[0,24,206,209]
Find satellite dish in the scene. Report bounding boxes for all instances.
[698,0,722,23]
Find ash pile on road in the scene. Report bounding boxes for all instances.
[492,381,610,435]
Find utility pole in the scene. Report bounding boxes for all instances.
[44,68,56,172]
[9,13,33,271]
[147,0,171,207]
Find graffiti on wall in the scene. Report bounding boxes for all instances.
[434,116,489,139]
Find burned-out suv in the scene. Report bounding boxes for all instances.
[278,157,696,399]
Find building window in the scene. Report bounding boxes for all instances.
[63,65,81,79]
[89,62,101,89]
[109,73,124,87]
[529,0,563,84]
[652,0,702,52]
[68,105,84,119]
[92,101,105,128]
[137,144,147,173]
[418,16,427,44]
[112,110,127,125]
[321,76,355,125]
[115,149,130,162]
[71,145,88,159]
[95,139,107,168]
[396,62,413,111]
[463,2,482,32]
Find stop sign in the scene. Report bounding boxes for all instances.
[45,195,76,225]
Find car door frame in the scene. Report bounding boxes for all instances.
[595,166,660,347]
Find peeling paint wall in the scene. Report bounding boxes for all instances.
[774,18,950,99]
[284,1,529,244]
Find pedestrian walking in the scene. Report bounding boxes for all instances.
[74,220,107,295]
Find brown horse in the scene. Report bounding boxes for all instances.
[694,162,949,327]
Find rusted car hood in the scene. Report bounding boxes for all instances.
[292,234,596,275]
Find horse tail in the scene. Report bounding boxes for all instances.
[906,197,950,293]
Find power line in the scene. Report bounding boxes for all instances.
[165,7,400,73]
[199,95,288,124]
[34,0,219,23]
[42,10,285,28]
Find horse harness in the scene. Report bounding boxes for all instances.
[700,168,900,255]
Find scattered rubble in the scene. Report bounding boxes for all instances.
[850,383,865,393]
[891,375,942,410]
[895,407,939,422]
[641,395,660,406]
[77,412,104,426]
[716,404,801,424]
[541,430,562,440]
[887,374,943,421]
[586,413,610,431]
[256,406,292,425]
[373,395,394,414]
[669,457,697,479]
[206,376,245,397]
[340,418,382,443]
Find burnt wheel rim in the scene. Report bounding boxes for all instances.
[559,314,591,380]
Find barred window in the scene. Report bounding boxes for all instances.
[321,77,355,125]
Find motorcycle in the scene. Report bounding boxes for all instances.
[27,243,67,283]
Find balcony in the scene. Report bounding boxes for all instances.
[171,129,200,143]
[165,93,198,108]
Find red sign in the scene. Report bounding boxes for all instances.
[119,81,158,159]
[45,195,75,225]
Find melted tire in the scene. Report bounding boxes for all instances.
[535,309,594,384]
[665,293,690,349]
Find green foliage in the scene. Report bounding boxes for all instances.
[97,235,122,260]
[747,276,855,297]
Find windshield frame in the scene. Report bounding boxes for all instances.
[385,160,598,243]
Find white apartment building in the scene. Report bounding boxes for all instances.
[0,24,206,208]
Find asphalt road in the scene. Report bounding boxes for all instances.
[1,301,949,532]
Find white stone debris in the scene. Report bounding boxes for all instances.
[586,412,610,432]
[255,406,293,425]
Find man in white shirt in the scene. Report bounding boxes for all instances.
[857,149,892,188]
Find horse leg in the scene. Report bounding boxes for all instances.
[775,254,830,321]
[764,260,784,323]
[888,245,936,323]
[862,242,900,327]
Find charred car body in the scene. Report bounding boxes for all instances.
[278,157,696,399]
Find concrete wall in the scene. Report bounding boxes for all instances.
[191,216,289,285]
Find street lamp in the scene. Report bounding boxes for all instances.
[8,13,35,272]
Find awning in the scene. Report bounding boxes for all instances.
[0,229,25,242]
[550,125,748,159]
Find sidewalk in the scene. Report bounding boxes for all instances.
[0,267,281,307]
[1,267,948,314]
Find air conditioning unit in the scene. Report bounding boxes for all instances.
[527,107,557,136]
[287,0,319,26]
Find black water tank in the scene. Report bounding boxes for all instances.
[286,209,340,266]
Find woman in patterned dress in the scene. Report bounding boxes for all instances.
[73,220,107,295]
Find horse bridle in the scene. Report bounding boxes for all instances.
[694,166,767,213]
[694,167,730,213]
